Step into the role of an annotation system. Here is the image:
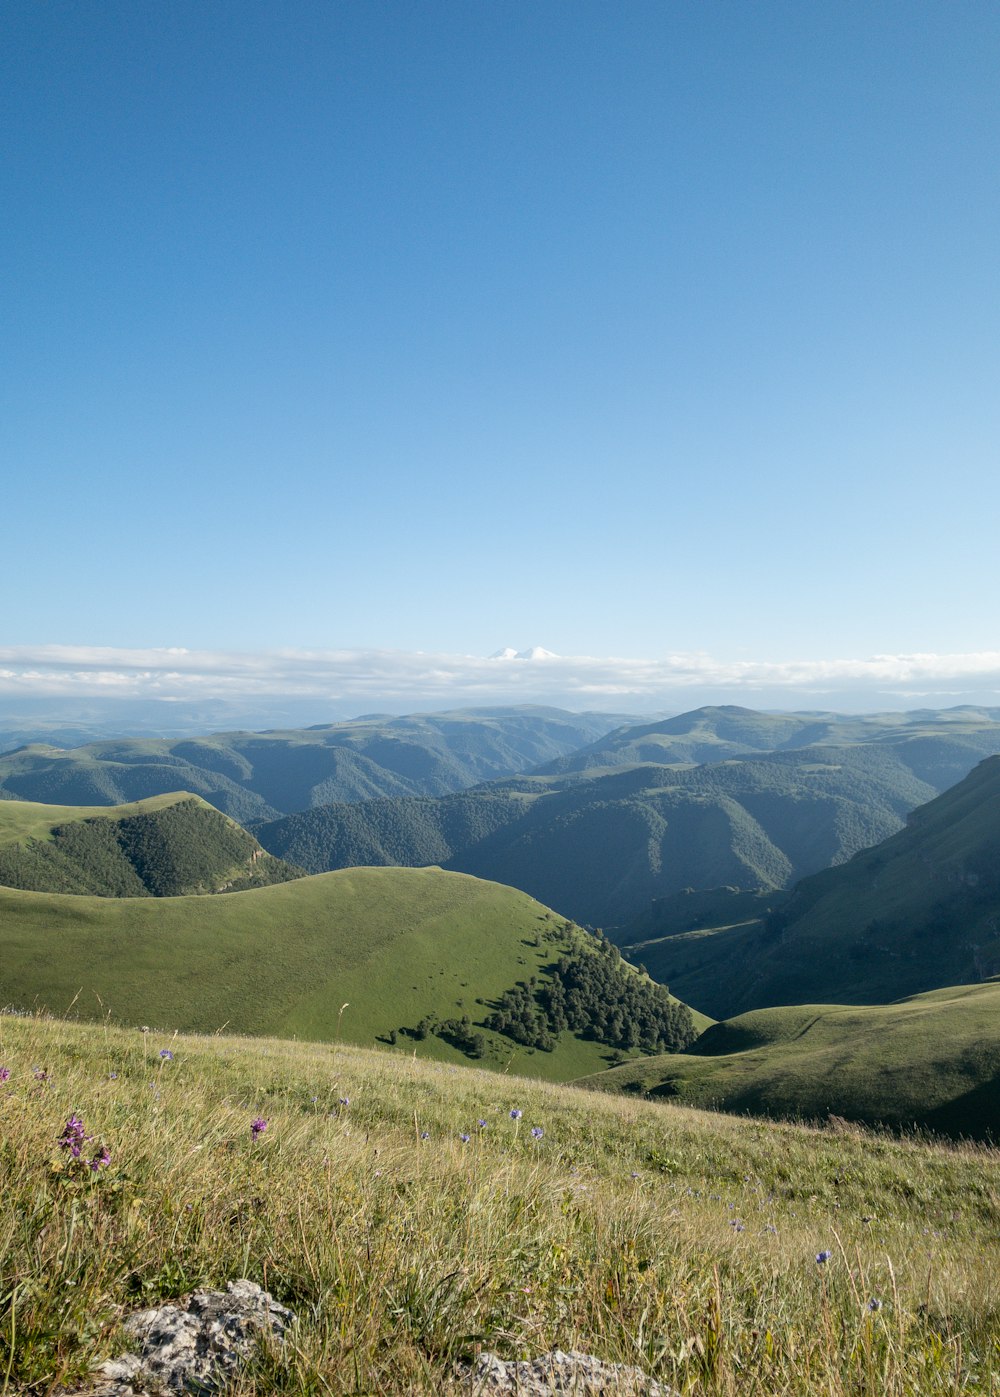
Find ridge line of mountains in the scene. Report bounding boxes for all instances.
[2,702,1000,1138]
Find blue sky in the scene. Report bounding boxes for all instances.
[3,2,999,713]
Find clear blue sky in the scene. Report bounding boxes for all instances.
[3,1,998,679]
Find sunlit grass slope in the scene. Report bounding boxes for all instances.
[0,1012,997,1394]
[579,980,1000,1140]
[0,867,696,1082]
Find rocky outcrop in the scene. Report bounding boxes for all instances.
[459,1348,675,1395]
[85,1279,294,1395]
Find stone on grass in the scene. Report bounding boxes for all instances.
[85,1279,294,1395]
[459,1348,675,1395]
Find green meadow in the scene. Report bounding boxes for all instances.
[1,1012,997,1394]
[577,980,1000,1140]
[0,865,698,1083]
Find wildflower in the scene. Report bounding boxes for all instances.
[250,1117,268,1141]
[0,1067,9,1082]
[867,1298,882,1312]
[58,1115,91,1159]
[459,1132,471,1143]
[630,1171,640,1179]
[420,1131,430,1140]
[33,1068,49,1082]
[89,1146,111,1171]
[509,1108,522,1120]
[339,1097,350,1107]
[108,1073,118,1080]
[816,1250,832,1264]
[530,1126,544,1140]
[159,1049,174,1061]
[477,1119,487,1128]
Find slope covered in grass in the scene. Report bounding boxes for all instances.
[579,980,1000,1140]
[0,706,625,822]
[654,754,1000,1017]
[0,1012,997,1394]
[0,793,303,896]
[0,866,696,1081]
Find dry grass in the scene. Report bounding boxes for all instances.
[1,1010,997,1394]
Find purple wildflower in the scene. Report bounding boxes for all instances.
[89,1146,111,1172]
[250,1117,268,1140]
[867,1298,882,1312]
[0,1067,10,1083]
[509,1108,522,1120]
[459,1132,471,1143]
[159,1049,174,1061]
[477,1119,488,1128]
[816,1250,832,1264]
[58,1114,91,1159]
[420,1130,430,1140]
[339,1097,350,1107]
[530,1126,544,1140]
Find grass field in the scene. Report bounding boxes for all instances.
[577,980,1000,1141]
[0,866,701,1082]
[0,1011,997,1394]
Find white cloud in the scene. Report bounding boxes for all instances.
[0,644,999,713]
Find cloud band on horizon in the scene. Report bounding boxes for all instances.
[0,644,999,711]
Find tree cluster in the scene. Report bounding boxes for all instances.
[486,934,696,1054]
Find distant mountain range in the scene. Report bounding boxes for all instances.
[0,706,627,823]
[252,705,1000,927]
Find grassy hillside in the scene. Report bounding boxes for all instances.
[578,980,1000,1141]
[1,1013,997,1394]
[256,743,939,927]
[0,793,303,896]
[0,866,697,1081]
[653,754,1000,1018]
[0,706,626,821]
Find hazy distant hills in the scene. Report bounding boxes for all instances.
[0,707,627,823]
[632,754,1000,1018]
[255,711,1000,928]
[538,703,1000,784]
[0,793,302,897]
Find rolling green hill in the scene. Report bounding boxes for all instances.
[0,865,698,1081]
[577,979,1000,1141]
[644,754,1000,1018]
[0,793,303,896]
[0,706,626,822]
[256,741,943,927]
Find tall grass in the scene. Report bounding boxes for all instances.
[0,1011,997,1394]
